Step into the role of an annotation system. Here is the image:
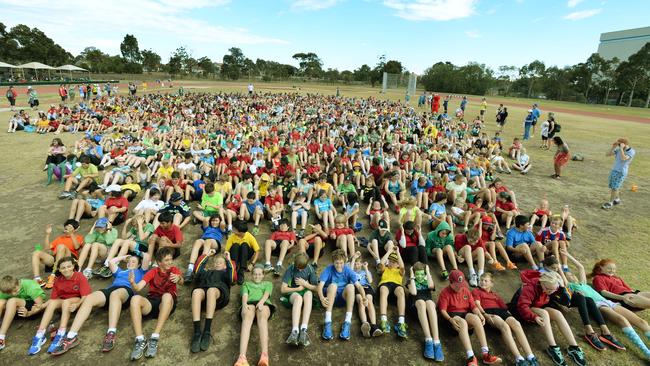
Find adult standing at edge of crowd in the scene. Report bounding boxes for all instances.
[248,83,254,96]
[602,138,635,210]
[432,94,441,114]
[551,136,569,180]
[6,85,18,111]
[531,103,541,137]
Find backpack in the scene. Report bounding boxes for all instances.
[554,123,561,133]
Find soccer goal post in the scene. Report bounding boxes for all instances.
[382,72,417,95]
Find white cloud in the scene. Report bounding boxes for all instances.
[0,0,288,59]
[563,8,601,20]
[567,0,584,8]
[291,0,341,11]
[465,30,481,38]
[383,0,477,21]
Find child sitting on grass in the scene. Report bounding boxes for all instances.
[263,219,297,276]
[32,221,84,288]
[351,251,381,338]
[377,247,408,338]
[185,215,226,282]
[426,220,457,280]
[280,253,318,347]
[0,276,46,351]
[406,262,443,361]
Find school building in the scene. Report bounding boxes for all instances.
[597,26,650,61]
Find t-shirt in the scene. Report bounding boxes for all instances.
[111,268,145,288]
[379,266,403,286]
[225,232,260,252]
[72,164,99,181]
[84,228,118,246]
[129,223,155,244]
[319,264,358,289]
[612,147,635,175]
[201,192,223,214]
[271,230,297,242]
[454,234,486,252]
[50,234,84,257]
[536,227,566,243]
[201,226,225,242]
[0,279,46,301]
[496,200,516,214]
[471,288,507,310]
[445,181,466,195]
[241,281,273,304]
[51,272,92,300]
[159,202,191,218]
[592,274,634,295]
[282,264,318,288]
[314,198,332,212]
[135,199,164,212]
[142,266,182,300]
[369,230,393,246]
[438,286,476,313]
[505,228,536,248]
[105,196,130,218]
[154,224,183,244]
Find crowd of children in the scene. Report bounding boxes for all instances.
[1,89,647,366]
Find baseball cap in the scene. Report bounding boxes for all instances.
[388,252,399,263]
[95,217,109,228]
[378,219,390,231]
[105,184,121,193]
[449,270,467,289]
[170,192,183,202]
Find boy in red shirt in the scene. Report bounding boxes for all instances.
[147,212,184,260]
[263,219,297,276]
[495,192,519,230]
[454,225,487,288]
[438,270,501,366]
[128,247,182,360]
[98,186,129,225]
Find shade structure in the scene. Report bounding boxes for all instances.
[0,61,16,68]
[16,62,55,70]
[56,64,88,72]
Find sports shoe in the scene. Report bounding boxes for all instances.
[492,262,506,271]
[273,264,283,277]
[395,322,408,339]
[51,336,79,356]
[298,328,311,347]
[258,351,269,366]
[507,261,518,270]
[495,232,505,240]
[322,322,333,340]
[47,333,64,353]
[145,337,158,358]
[36,278,46,288]
[339,321,351,340]
[466,355,479,366]
[546,346,567,366]
[28,335,46,355]
[433,342,445,361]
[234,354,249,366]
[599,334,625,350]
[482,352,502,364]
[67,191,77,200]
[613,199,621,205]
[469,273,479,287]
[130,338,147,361]
[98,266,113,278]
[200,332,212,351]
[380,319,391,334]
[423,339,435,359]
[252,226,259,235]
[45,274,56,289]
[528,356,540,366]
[286,330,299,346]
[584,332,606,351]
[360,322,371,338]
[58,191,71,199]
[0,338,4,351]
[371,324,382,337]
[441,270,449,280]
[82,268,93,280]
[263,263,274,273]
[601,202,613,210]
[566,346,586,366]
[191,333,201,353]
[101,331,116,352]
[184,269,194,284]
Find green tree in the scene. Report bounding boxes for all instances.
[519,60,546,98]
[197,56,214,76]
[384,60,403,74]
[292,52,323,78]
[353,64,372,83]
[167,47,189,76]
[120,34,142,63]
[141,49,161,72]
[5,24,72,65]
[221,47,246,80]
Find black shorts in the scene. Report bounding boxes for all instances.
[620,290,642,311]
[145,295,177,319]
[271,240,292,257]
[305,243,323,258]
[379,282,401,302]
[485,308,512,321]
[541,136,549,141]
[112,212,126,226]
[100,286,135,309]
[444,312,474,334]
[356,285,375,298]
[25,300,36,311]
[8,97,16,106]
[531,119,538,126]
[86,180,100,193]
[195,285,230,310]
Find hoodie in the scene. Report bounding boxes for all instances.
[425,221,453,255]
[510,270,550,322]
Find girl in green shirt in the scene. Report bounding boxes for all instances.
[236,265,274,366]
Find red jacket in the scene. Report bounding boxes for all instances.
[515,270,550,322]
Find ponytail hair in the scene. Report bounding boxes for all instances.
[588,258,615,279]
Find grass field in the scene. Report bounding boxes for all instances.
[0,81,649,366]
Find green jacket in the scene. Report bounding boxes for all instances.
[425,221,454,255]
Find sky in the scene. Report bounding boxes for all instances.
[1,0,649,74]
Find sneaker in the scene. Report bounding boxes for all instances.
[360,321,371,338]
[234,354,249,366]
[51,336,79,356]
[466,355,479,366]
[298,229,305,238]
[45,274,56,289]
[0,338,4,351]
[423,339,435,359]
[184,269,194,284]
[28,335,46,355]
[101,331,116,352]
[495,232,505,240]
[339,321,351,340]
[441,270,449,280]
[67,191,77,200]
[322,322,333,340]
[371,324,383,337]
[130,338,147,361]
[380,320,391,334]
[584,333,606,351]
[286,330,299,346]
[191,333,201,353]
[298,328,311,347]
[601,202,613,210]
[433,342,444,361]
[528,356,540,366]
[263,263,273,273]
[273,264,283,277]
[566,346,586,366]
[252,226,259,235]
[469,273,479,287]
[200,332,212,351]
[47,333,64,353]
[36,278,46,288]
[82,268,93,279]
[482,352,502,364]
[599,334,625,350]
[236,271,245,286]
[58,191,71,199]
[258,352,269,366]
[492,262,506,271]
[566,231,572,241]
[98,266,113,278]
[507,261,518,270]
[546,346,567,366]
[144,337,158,358]
[613,199,621,205]
[394,322,408,339]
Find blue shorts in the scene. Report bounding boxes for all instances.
[322,285,349,307]
[608,170,626,190]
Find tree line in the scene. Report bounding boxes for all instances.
[1,22,648,107]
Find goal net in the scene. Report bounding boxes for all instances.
[382,72,417,96]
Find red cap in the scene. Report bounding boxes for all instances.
[449,270,467,289]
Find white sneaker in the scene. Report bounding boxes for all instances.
[82,268,93,279]
[469,273,478,287]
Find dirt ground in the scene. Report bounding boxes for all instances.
[0,81,649,366]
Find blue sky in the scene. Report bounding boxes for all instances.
[1,0,648,73]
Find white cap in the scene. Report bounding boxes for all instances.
[106,184,122,192]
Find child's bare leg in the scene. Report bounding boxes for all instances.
[256,306,270,354]
[152,293,174,334]
[191,288,205,321]
[238,305,255,356]
[426,300,439,340]
[290,292,303,329]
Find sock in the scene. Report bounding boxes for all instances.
[57,328,66,336]
[292,327,299,333]
[375,258,381,264]
[469,268,476,276]
[433,340,441,345]
[645,330,650,340]
[151,333,160,340]
[481,346,489,354]
[188,263,194,272]
[34,276,42,281]
[193,321,201,335]
[527,354,536,360]
[107,328,116,333]
[532,264,540,270]
[478,270,484,277]
[104,259,109,267]
[380,315,387,322]
[398,316,405,324]
[228,224,232,231]
[136,335,145,341]
[516,356,525,361]
[623,327,650,358]
[66,331,77,339]
[300,324,308,331]
[345,312,352,323]
[467,350,475,358]
[36,330,45,338]
[204,318,212,333]
[425,337,433,342]
[265,261,271,266]
[325,311,332,323]
[277,260,282,266]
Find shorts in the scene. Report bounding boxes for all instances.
[305,241,323,258]
[480,110,485,116]
[25,300,36,311]
[100,286,135,309]
[485,308,512,321]
[196,285,230,310]
[378,282,402,302]
[407,293,433,317]
[271,240,290,257]
[444,312,472,333]
[620,290,642,311]
[596,299,618,309]
[356,285,375,298]
[608,170,626,191]
[112,212,126,226]
[531,119,538,126]
[145,295,177,319]
[554,152,569,167]
[280,289,309,308]
[541,135,549,141]
[239,302,276,320]
[8,97,16,106]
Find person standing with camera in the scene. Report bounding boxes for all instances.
[602,138,635,209]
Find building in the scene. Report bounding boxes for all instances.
[597,26,650,61]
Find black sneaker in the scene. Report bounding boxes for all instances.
[144,337,158,358]
[371,324,383,337]
[184,269,193,284]
[566,346,587,366]
[130,338,148,361]
[191,333,201,353]
[200,332,211,351]
[584,333,606,351]
[546,345,567,366]
[273,264,283,277]
[236,270,245,285]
